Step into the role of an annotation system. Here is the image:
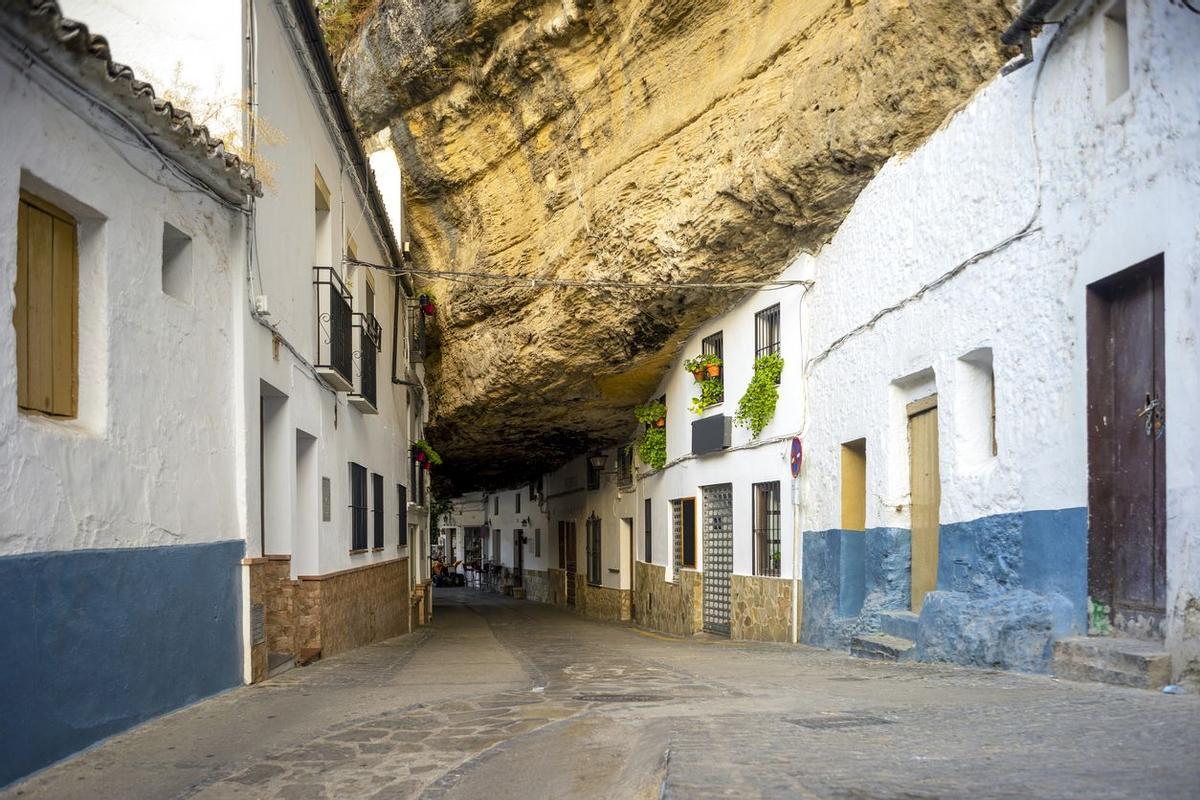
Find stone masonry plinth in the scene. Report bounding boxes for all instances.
[731,574,796,643]
[634,562,702,636]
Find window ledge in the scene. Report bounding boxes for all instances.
[371,547,385,552]
[349,548,368,555]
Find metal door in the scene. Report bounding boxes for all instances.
[1087,256,1166,635]
[702,484,733,635]
[908,395,940,612]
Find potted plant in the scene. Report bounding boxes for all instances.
[683,353,722,383]
[413,439,442,467]
[633,400,667,429]
[689,376,724,415]
[419,292,437,316]
[633,401,668,471]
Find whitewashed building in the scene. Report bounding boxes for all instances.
[59,0,435,682]
[461,0,1200,686]
[0,0,433,785]
[0,0,258,786]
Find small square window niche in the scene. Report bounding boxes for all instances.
[162,221,193,303]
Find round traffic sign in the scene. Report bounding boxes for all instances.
[789,437,803,478]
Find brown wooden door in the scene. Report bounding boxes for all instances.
[564,521,578,606]
[908,395,940,612]
[1087,256,1166,634]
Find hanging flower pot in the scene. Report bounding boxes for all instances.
[419,293,436,316]
[705,363,721,378]
[416,449,427,464]
[691,368,705,382]
[654,416,666,428]
[423,460,432,472]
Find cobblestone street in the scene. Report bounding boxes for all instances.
[7,589,1198,800]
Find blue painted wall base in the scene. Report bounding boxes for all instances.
[0,540,244,787]
[801,528,910,648]
[801,508,1087,674]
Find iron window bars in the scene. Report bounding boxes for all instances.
[349,462,368,551]
[644,498,652,563]
[755,304,781,360]
[409,301,427,363]
[397,484,408,546]
[313,266,354,391]
[753,481,782,577]
[372,472,385,549]
[586,458,601,491]
[349,311,382,412]
[702,332,724,403]
[586,516,603,585]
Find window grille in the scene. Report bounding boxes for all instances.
[586,459,601,490]
[494,495,500,515]
[586,517,602,585]
[753,481,782,577]
[617,446,633,486]
[701,332,724,403]
[371,473,384,548]
[534,528,541,557]
[754,304,781,360]
[644,498,652,563]
[349,462,368,551]
[515,492,521,514]
[397,484,408,546]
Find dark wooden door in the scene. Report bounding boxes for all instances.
[564,521,578,606]
[1087,255,1166,635]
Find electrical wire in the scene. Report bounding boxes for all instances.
[805,0,1088,371]
[344,258,813,292]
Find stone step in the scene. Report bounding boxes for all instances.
[1052,636,1171,690]
[879,610,919,641]
[850,633,915,662]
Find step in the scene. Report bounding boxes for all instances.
[1052,636,1171,690]
[850,633,915,662]
[879,610,920,641]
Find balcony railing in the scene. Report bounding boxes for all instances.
[349,312,381,413]
[313,266,353,391]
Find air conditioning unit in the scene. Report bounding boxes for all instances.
[692,414,731,456]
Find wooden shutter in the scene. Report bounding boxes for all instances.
[17,192,77,416]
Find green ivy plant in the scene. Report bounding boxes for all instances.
[413,439,443,465]
[734,353,784,437]
[689,377,724,415]
[633,401,667,471]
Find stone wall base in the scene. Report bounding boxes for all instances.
[574,575,631,622]
[633,562,702,636]
[731,573,797,643]
[247,556,411,682]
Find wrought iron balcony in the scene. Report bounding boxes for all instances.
[313,266,354,391]
[349,312,382,414]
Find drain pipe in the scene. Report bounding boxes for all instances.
[1001,0,1060,45]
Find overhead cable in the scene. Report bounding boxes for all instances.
[345,258,813,292]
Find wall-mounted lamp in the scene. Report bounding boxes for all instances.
[588,454,609,471]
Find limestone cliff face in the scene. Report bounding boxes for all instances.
[339,0,1016,490]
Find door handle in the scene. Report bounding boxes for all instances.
[1136,394,1165,439]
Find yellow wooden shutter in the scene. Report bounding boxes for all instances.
[16,192,77,417]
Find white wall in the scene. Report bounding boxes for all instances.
[55,0,428,582]
[0,47,244,555]
[244,0,420,578]
[639,256,810,581]
[794,2,1199,669]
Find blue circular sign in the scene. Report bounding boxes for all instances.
[790,437,803,478]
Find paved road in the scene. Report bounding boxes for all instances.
[6,589,1198,799]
